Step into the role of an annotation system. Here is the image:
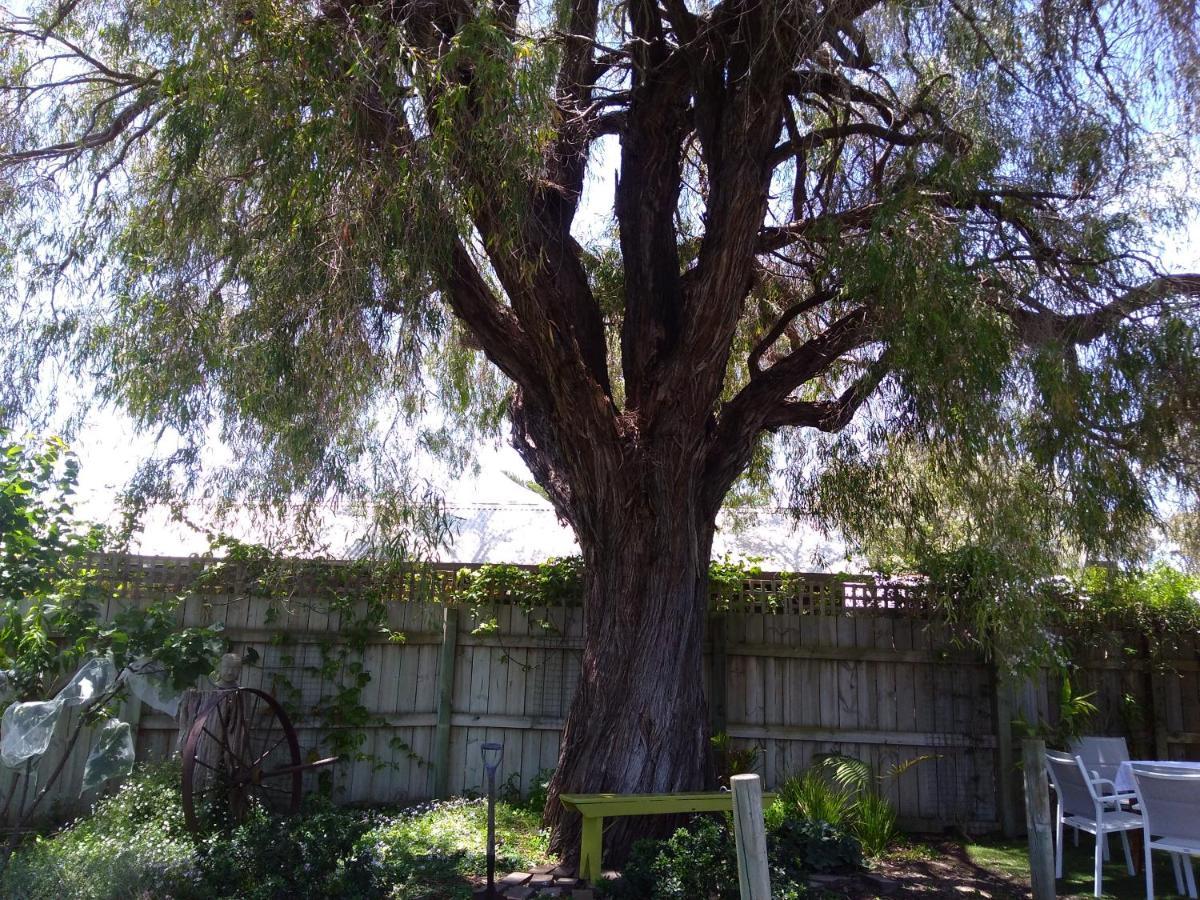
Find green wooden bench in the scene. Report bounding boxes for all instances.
[559,791,777,883]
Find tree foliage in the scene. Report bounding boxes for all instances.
[0,0,1196,560]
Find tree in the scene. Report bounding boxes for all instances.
[2,0,1199,859]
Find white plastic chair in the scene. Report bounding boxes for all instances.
[1131,764,1200,900]
[1070,736,1131,784]
[1045,750,1141,898]
[1066,736,1133,847]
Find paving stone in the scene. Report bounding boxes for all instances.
[530,873,555,885]
[571,890,595,900]
[553,877,578,886]
[499,872,532,886]
[502,887,535,900]
[530,863,558,874]
[551,864,576,879]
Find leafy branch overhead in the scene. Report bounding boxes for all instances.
[0,0,1196,556]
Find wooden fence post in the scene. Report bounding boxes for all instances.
[731,774,771,900]
[993,664,1021,837]
[1021,738,1056,900]
[433,605,460,799]
[708,612,728,736]
[1147,631,1172,760]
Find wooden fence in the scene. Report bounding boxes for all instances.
[4,554,1198,834]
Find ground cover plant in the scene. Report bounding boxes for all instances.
[0,765,551,900]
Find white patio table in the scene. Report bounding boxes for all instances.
[1115,759,1200,794]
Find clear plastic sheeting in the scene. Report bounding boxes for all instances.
[56,656,118,707]
[81,718,134,794]
[123,660,181,717]
[1,654,119,769]
[0,698,64,768]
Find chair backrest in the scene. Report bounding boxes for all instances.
[1069,736,1130,781]
[1131,765,1200,844]
[1046,750,1101,819]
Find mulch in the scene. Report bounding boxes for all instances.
[480,841,1032,899]
[815,842,1031,899]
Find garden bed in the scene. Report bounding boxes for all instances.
[5,766,1194,899]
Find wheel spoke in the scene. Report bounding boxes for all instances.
[253,701,280,763]
[203,722,254,771]
[252,733,288,768]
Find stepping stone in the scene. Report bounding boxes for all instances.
[500,872,532,886]
[551,865,576,878]
[571,890,595,900]
[531,863,558,874]
[502,888,536,900]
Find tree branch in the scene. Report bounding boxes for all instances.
[1006,274,1200,347]
[761,352,890,430]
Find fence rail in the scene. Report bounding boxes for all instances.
[3,554,1198,834]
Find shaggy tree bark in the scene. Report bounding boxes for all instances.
[544,503,717,858]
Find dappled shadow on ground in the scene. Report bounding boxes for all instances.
[813,841,1029,899]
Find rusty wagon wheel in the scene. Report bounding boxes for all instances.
[180,687,333,835]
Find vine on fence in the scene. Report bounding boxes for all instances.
[178,547,774,779]
[0,433,224,838]
[72,533,1200,786]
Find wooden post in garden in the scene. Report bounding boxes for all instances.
[992,664,1021,838]
[1021,738,1056,900]
[433,605,460,799]
[730,773,771,900]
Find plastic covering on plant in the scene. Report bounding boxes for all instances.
[0,698,65,768]
[56,656,119,707]
[81,718,135,793]
[123,659,182,717]
[0,654,135,770]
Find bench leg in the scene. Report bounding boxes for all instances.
[579,815,603,884]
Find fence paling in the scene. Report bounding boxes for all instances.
[5,554,1198,829]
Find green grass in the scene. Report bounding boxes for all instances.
[967,837,1194,899]
[0,765,553,900]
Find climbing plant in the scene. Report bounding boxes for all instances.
[0,432,224,834]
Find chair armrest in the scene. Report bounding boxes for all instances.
[1094,781,1135,806]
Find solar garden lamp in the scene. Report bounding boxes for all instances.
[482,742,504,899]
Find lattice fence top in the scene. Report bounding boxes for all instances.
[85,553,937,616]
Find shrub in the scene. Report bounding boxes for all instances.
[606,816,744,900]
[608,809,856,899]
[2,768,553,900]
[178,798,382,900]
[359,797,548,899]
[0,764,194,900]
[775,754,911,858]
[776,769,856,828]
[851,792,899,858]
[769,816,864,877]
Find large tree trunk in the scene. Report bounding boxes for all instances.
[543,493,719,867]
